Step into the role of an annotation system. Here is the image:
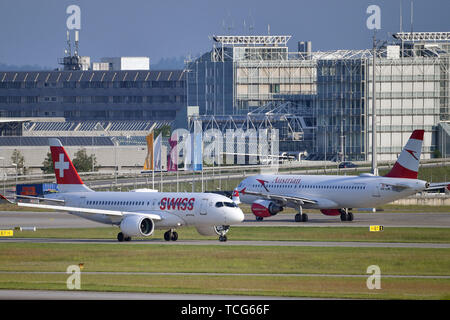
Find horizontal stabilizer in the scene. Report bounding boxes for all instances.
[426,182,450,191]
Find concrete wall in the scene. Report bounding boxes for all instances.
[0,145,148,174]
[391,194,450,206]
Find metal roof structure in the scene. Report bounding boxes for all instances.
[393,32,450,42]
[0,70,186,83]
[22,120,172,137]
[212,35,291,46]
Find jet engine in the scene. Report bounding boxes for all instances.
[120,215,155,237]
[251,199,283,217]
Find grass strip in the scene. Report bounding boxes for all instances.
[0,243,449,276]
[9,226,450,243]
[0,273,448,300]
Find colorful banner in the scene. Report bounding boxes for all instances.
[143,132,154,171]
[153,133,162,171]
[185,121,203,171]
[168,133,178,172]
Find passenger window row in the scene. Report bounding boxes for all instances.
[251,184,366,190]
[87,200,149,206]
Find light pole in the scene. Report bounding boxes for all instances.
[111,137,118,186]
[0,157,4,194]
[11,163,18,190]
[371,34,378,176]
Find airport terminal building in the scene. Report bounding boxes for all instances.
[0,62,187,171]
[0,69,187,129]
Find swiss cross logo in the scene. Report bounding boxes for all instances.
[55,153,70,178]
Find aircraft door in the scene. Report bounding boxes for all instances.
[372,184,381,197]
[200,198,208,215]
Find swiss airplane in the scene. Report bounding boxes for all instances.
[2,138,244,242]
[234,130,448,222]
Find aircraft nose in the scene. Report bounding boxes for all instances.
[227,208,245,225]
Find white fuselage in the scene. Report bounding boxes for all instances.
[238,174,428,209]
[46,191,244,228]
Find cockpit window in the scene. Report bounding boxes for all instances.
[224,202,237,208]
[215,202,224,208]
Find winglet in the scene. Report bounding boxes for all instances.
[0,193,14,204]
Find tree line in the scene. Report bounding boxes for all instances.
[10,148,97,175]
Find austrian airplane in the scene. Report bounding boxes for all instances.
[2,138,244,242]
[234,130,447,222]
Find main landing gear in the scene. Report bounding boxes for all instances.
[340,208,354,222]
[117,232,131,242]
[164,229,179,241]
[294,206,308,222]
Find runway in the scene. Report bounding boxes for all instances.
[1,210,449,248]
[242,212,450,228]
[2,237,449,248]
[1,211,449,229]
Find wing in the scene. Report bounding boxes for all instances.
[15,202,162,221]
[242,189,317,206]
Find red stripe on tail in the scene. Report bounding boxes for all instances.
[384,130,424,179]
[384,162,418,179]
[410,130,424,140]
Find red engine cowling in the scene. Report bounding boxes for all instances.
[251,199,283,217]
[320,209,342,216]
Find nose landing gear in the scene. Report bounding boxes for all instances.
[215,225,230,242]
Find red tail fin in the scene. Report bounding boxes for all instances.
[49,138,92,192]
[384,130,424,179]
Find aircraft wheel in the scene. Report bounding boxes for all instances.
[164,231,171,241]
[347,212,354,221]
[117,232,124,242]
[340,212,347,222]
[171,232,178,241]
[295,213,301,222]
[219,235,227,242]
[302,213,308,222]
[256,216,264,221]
[124,236,131,241]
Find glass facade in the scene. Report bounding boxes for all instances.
[187,37,450,160]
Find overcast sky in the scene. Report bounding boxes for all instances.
[0,0,448,68]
